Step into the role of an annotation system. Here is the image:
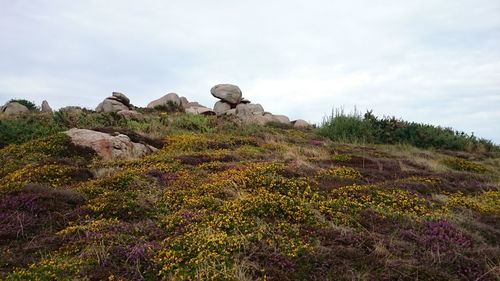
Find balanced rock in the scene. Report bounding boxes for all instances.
[210,84,242,105]
[111,92,130,107]
[292,119,311,128]
[147,93,181,108]
[1,102,29,116]
[41,100,53,113]
[96,92,132,113]
[213,101,231,115]
[65,128,156,161]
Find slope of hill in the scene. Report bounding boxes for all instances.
[0,109,499,280]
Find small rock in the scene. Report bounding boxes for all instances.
[41,100,53,113]
[65,128,156,161]
[240,98,251,104]
[293,119,311,128]
[210,84,242,105]
[213,101,231,115]
[147,93,181,108]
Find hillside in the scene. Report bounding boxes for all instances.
[0,98,499,280]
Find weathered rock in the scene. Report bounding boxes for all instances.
[272,115,291,125]
[213,101,231,115]
[224,109,237,116]
[235,103,265,117]
[41,100,53,113]
[185,106,216,116]
[184,102,203,108]
[210,84,242,105]
[2,102,29,116]
[100,98,130,113]
[96,92,132,113]
[180,97,189,108]
[293,119,311,128]
[147,93,181,108]
[111,92,130,106]
[65,128,156,161]
[240,113,274,125]
[117,110,142,120]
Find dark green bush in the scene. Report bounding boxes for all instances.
[317,108,374,143]
[318,108,499,152]
[8,99,38,111]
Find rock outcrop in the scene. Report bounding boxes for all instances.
[65,128,156,161]
[96,92,133,113]
[292,119,311,128]
[209,83,310,127]
[147,93,182,109]
[41,100,53,113]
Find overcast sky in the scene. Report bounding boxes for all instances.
[1,0,499,142]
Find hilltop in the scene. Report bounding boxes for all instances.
[0,88,499,280]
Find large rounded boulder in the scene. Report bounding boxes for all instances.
[210,84,242,105]
[147,93,182,109]
[64,128,157,161]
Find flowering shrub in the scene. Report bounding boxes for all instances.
[420,220,471,253]
[442,158,487,173]
[445,191,500,214]
[332,154,352,162]
[315,166,363,181]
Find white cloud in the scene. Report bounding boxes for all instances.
[1,0,499,142]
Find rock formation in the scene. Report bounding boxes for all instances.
[1,102,29,116]
[96,92,133,113]
[209,83,311,127]
[147,93,182,108]
[65,128,157,161]
[41,100,53,113]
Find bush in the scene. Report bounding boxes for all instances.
[8,99,38,111]
[317,108,374,143]
[170,114,212,133]
[0,114,64,148]
[318,108,499,152]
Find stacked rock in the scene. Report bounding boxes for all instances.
[211,84,310,128]
[96,92,141,119]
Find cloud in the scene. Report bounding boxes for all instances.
[1,0,499,142]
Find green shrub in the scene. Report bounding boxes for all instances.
[317,108,374,143]
[171,114,212,133]
[8,99,38,111]
[318,108,499,152]
[0,114,64,148]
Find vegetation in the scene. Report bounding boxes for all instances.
[0,108,499,280]
[7,99,38,111]
[318,108,499,152]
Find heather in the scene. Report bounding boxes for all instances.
[1,110,499,280]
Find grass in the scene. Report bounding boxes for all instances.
[0,108,499,280]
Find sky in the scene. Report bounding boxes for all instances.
[1,0,499,143]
